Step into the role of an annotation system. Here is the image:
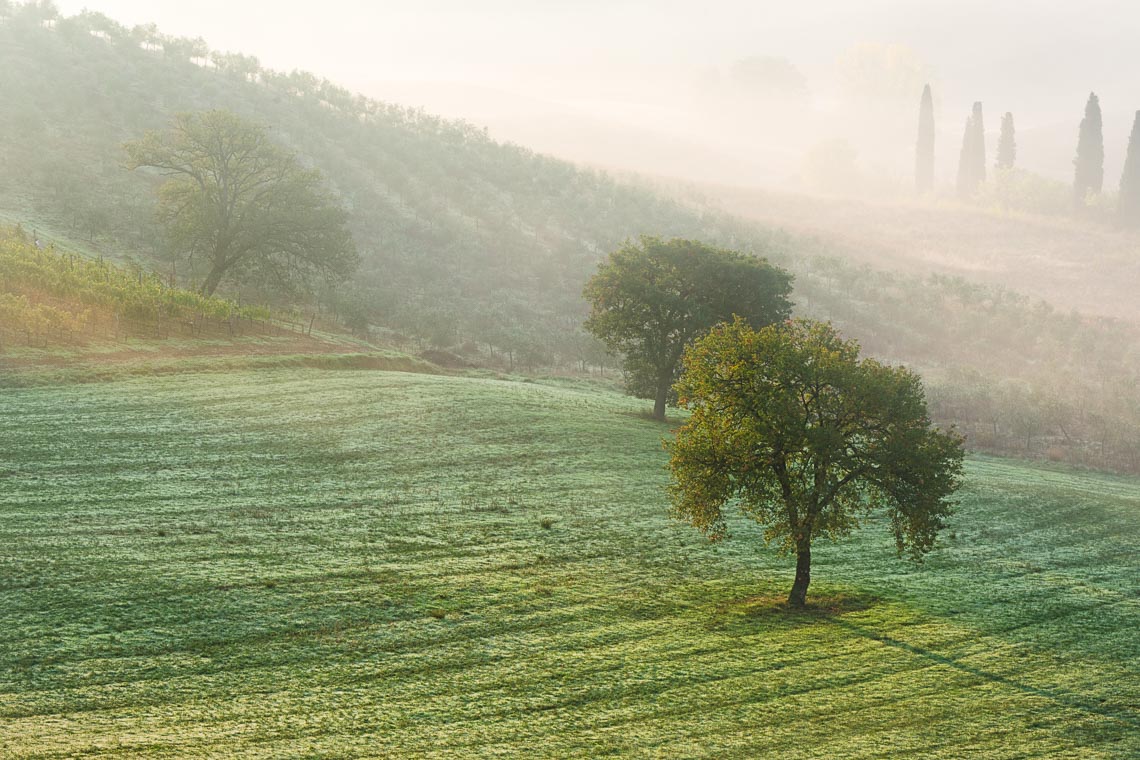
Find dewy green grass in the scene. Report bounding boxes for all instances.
[1,369,1137,757]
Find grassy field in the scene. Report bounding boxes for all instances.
[1,368,1137,758]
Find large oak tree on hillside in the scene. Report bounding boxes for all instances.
[583,237,792,420]
[668,318,964,606]
[125,110,356,296]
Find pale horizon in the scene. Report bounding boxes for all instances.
[52,0,1140,186]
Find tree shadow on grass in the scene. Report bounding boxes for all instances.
[704,586,1138,729]
[706,589,881,634]
[618,409,678,424]
[829,616,1139,729]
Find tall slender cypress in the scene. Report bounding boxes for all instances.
[1074,92,1104,205]
[996,112,1016,170]
[916,84,935,194]
[956,117,974,198]
[1119,111,1140,226]
[956,102,985,198]
[971,102,986,185]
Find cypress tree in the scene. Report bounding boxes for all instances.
[1118,111,1140,227]
[971,102,986,185]
[956,102,985,198]
[996,112,1016,170]
[916,84,935,194]
[956,116,973,198]
[1074,92,1104,205]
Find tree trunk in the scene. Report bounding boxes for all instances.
[653,383,668,420]
[200,263,227,297]
[652,369,674,421]
[787,541,811,606]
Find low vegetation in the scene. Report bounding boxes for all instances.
[0,225,267,346]
[0,291,87,345]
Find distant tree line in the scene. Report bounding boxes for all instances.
[916,84,1140,226]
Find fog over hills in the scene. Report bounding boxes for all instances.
[7,0,1140,473]
[55,0,1140,187]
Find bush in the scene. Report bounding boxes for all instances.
[975,168,1070,216]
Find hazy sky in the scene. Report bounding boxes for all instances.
[52,1,1140,184]
[51,1,1137,99]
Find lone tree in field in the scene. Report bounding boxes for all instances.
[668,319,964,606]
[584,237,792,420]
[956,102,986,198]
[1119,111,1140,227]
[125,110,357,296]
[996,112,1016,171]
[1074,93,1104,206]
[915,84,935,194]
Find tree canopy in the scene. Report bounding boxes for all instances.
[668,318,964,605]
[125,110,357,296]
[583,237,793,419]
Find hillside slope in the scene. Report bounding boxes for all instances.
[696,185,1140,322]
[0,225,423,381]
[3,7,1140,471]
[2,368,1137,757]
[0,7,734,358]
